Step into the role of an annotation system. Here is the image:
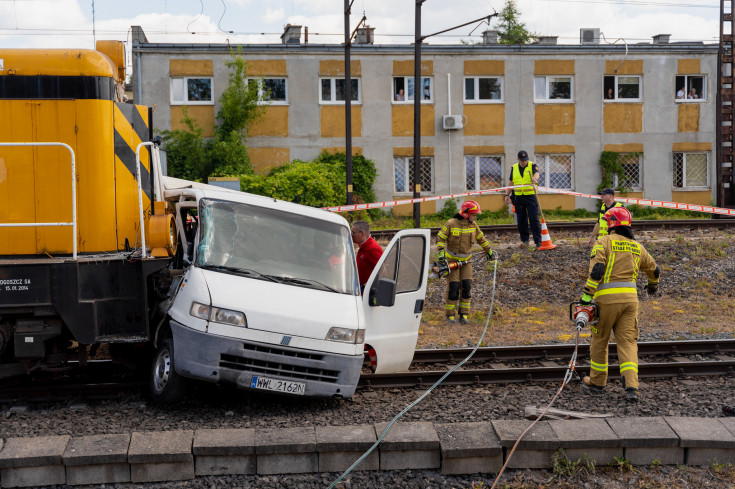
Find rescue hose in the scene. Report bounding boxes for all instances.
[327,255,500,489]
[488,323,584,489]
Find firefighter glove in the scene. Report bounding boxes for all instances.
[580,293,593,306]
[646,283,658,295]
[485,250,495,261]
[438,249,446,263]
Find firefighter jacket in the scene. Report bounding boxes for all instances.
[437,217,491,262]
[584,234,659,305]
[510,162,537,195]
[597,201,624,238]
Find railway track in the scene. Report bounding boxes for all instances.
[371,218,735,241]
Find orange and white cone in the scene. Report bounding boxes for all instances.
[537,217,557,250]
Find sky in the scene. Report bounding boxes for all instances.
[0,0,721,53]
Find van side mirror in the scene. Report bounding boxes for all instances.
[370,278,396,307]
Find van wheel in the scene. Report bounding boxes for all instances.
[150,338,186,403]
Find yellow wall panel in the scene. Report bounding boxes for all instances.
[393,60,433,75]
[321,147,363,156]
[320,105,362,138]
[392,201,435,216]
[391,105,435,137]
[536,194,575,210]
[534,60,574,75]
[171,106,215,137]
[535,105,575,134]
[248,106,289,137]
[319,60,361,76]
[169,59,213,76]
[248,147,290,174]
[464,145,505,154]
[246,60,287,76]
[464,105,504,136]
[672,142,712,151]
[473,195,506,212]
[603,103,642,133]
[534,144,575,153]
[671,190,711,205]
[678,59,701,74]
[605,60,643,75]
[677,103,700,133]
[464,60,504,75]
[617,191,643,199]
[604,143,644,153]
[393,146,434,157]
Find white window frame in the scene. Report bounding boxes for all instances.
[603,75,642,102]
[393,156,434,194]
[534,153,574,190]
[673,152,710,189]
[463,77,504,104]
[464,155,504,191]
[675,75,707,103]
[248,77,288,105]
[319,77,361,105]
[170,76,214,105]
[533,75,574,103]
[392,76,433,104]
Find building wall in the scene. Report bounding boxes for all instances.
[135,39,718,214]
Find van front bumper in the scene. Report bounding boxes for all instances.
[170,320,363,399]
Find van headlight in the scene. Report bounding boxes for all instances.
[190,302,247,327]
[326,327,365,344]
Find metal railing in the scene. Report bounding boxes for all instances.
[0,142,77,258]
[135,141,163,259]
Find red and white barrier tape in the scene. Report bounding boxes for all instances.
[324,186,735,217]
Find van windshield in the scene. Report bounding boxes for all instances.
[195,198,359,295]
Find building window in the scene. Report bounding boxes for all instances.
[170,77,213,104]
[534,154,573,189]
[673,152,709,188]
[465,155,503,190]
[393,156,433,193]
[320,78,361,104]
[248,78,288,104]
[675,75,706,101]
[603,75,641,101]
[393,77,433,103]
[534,76,573,102]
[464,77,503,103]
[613,153,642,190]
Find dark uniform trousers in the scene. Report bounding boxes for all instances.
[514,194,542,245]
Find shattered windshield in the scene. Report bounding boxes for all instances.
[195,199,359,295]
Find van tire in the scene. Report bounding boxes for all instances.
[150,338,186,403]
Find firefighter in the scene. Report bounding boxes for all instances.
[578,207,660,402]
[587,188,625,247]
[437,200,495,324]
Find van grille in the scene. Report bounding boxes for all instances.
[220,344,340,383]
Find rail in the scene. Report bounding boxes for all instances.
[0,142,77,258]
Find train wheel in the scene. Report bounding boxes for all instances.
[150,338,186,403]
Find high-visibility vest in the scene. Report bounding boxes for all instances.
[511,162,536,195]
[598,201,624,237]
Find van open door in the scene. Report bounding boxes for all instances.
[362,229,430,374]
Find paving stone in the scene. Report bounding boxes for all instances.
[375,421,440,470]
[316,424,378,472]
[0,435,70,468]
[606,417,679,448]
[255,427,317,474]
[624,447,684,465]
[128,430,193,463]
[66,463,131,485]
[492,420,559,469]
[130,461,195,483]
[63,434,131,466]
[664,417,735,448]
[435,422,502,475]
[195,455,255,476]
[1,465,66,488]
[193,429,255,476]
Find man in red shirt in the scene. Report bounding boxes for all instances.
[351,220,383,293]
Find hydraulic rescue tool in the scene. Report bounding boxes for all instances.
[428,259,469,279]
[570,300,598,330]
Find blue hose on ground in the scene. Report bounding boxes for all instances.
[327,256,499,489]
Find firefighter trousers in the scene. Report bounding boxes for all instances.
[445,262,473,317]
[589,301,640,390]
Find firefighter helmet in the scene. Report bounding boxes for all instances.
[459,200,482,219]
[604,206,632,229]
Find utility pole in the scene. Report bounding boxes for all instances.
[345,0,353,206]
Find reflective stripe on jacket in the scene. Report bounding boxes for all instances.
[437,217,491,262]
[511,162,536,195]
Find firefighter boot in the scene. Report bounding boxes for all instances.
[459,314,470,325]
[626,388,639,402]
[582,376,604,394]
[447,315,457,324]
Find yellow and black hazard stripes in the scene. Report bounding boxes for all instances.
[114,102,152,202]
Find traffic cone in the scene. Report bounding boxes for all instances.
[537,217,557,250]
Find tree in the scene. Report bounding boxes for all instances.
[495,0,538,45]
[160,49,264,182]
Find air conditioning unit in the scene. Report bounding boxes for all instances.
[580,28,600,45]
[442,115,463,130]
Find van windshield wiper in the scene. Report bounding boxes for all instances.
[275,276,339,293]
[200,265,281,283]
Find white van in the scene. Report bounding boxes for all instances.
[150,178,430,401]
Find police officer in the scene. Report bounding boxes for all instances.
[436,200,495,324]
[504,150,542,249]
[587,188,625,247]
[578,207,660,402]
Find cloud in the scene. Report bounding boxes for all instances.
[263,8,286,24]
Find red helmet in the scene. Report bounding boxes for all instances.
[459,200,481,219]
[604,206,632,229]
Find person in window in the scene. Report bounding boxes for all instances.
[676,86,686,99]
[395,89,405,101]
[605,88,614,100]
[351,220,383,293]
[688,88,699,99]
[423,80,431,100]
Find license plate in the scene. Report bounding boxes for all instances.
[251,376,306,396]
